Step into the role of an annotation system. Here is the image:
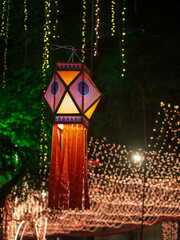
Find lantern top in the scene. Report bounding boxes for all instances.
[44,63,101,128]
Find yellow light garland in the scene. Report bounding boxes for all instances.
[111,0,115,36]
[81,0,86,62]
[0,0,7,37]
[24,0,27,30]
[52,0,60,39]
[40,0,51,185]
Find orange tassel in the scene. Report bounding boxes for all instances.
[48,123,89,210]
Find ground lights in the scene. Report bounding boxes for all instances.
[3,102,180,239]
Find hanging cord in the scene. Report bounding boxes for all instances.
[50,44,82,63]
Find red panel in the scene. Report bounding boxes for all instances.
[69,73,101,112]
[44,73,65,112]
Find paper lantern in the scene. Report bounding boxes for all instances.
[44,63,101,209]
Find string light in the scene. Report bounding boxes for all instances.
[52,0,60,40]
[162,221,178,240]
[0,0,7,37]
[40,0,51,187]
[111,0,115,36]
[94,0,100,56]
[4,103,180,239]
[121,0,126,77]
[24,0,27,30]
[81,0,86,62]
[1,0,10,88]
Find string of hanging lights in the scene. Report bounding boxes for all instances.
[162,221,178,240]
[94,0,100,56]
[40,0,51,189]
[0,0,10,88]
[121,0,126,77]
[52,0,60,40]
[111,0,115,36]
[24,0,27,31]
[81,0,86,62]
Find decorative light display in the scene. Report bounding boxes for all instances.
[81,0,86,62]
[162,221,178,240]
[0,0,10,88]
[24,0,27,30]
[40,0,51,188]
[111,0,115,36]
[44,63,101,209]
[94,0,100,56]
[121,0,126,77]
[3,102,180,239]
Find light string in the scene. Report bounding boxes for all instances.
[0,0,7,37]
[121,0,126,77]
[4,102,180,238]
[111,0,115,36]
[40,0,51,188]
[81,0,86,62]
[52,0,60,40]
[24,0,27,30]
[1,0,10,88]
[162,221,178,240]
[94,0,100,56]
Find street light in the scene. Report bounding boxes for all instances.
[132,152,146,240]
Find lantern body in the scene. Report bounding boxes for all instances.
[44,63,101,209]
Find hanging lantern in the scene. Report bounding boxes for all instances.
[44,63,101,210]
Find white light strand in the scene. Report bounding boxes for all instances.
[121,0,126,77]
[94,0,100,56]
[162,221,178,240]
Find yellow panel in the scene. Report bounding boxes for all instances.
[57,71,80,85]
[85,99,100,119]
[57,92,79,114]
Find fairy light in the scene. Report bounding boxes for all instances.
[40,0,51,186]
[52,0,60,39]
[24,0,27,30]
[111,0,115,36]
[4,103,180,238]
[94,0,100,56]
[121,0,126,77]
[162,221,178,240]
[0,0,7,37]
[1,0,10,88]
[81,0,86,62]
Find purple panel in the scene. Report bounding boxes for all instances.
[69,73,101,112]
[50,80,59,96]
[78,81,90,96]
[44,73,65,112]
[55,115,82,123]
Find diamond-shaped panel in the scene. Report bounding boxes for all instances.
[69,73,101,112]
[44,73,65,112]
